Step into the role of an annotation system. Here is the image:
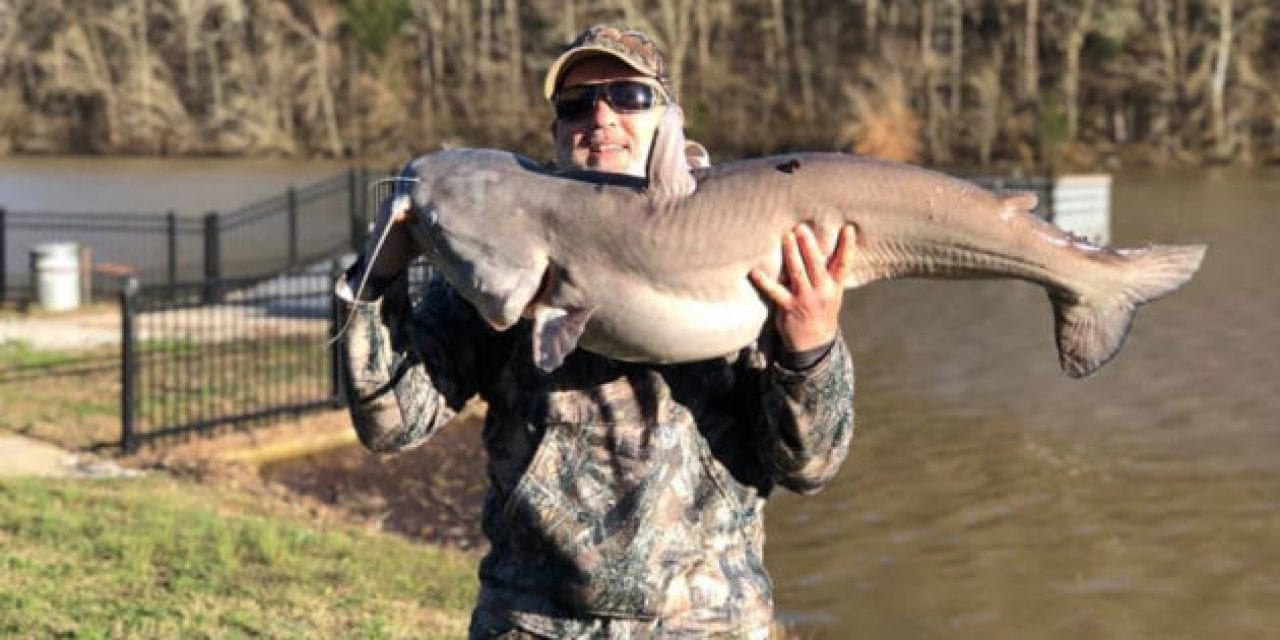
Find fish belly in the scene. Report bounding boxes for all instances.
[579,277,769,363]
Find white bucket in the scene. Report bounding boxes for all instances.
[32,243,81,311]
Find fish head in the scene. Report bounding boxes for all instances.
[403,151,550,331]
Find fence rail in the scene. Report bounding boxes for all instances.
[0,352,118,384]
[0,168,368,303]
[119,264,344,452]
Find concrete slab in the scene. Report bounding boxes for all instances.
[0,434,76,478]
[0,433,144,479]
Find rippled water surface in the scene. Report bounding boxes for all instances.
[0,156,346,216]
[767,168,1280,639]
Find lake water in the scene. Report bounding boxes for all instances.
[4,157,1277,638]
[0,156,353,288]
[0,156,347,216]
[767,167,1280,639]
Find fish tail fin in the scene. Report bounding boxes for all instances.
[1053,244,1207,378]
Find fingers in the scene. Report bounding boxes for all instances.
[795,225,831,288]
[389,195,412,223]
[375,195,411,227]
[783,230,810,293]
[827,224,856,284]
[364,196,418,280]
[750,268,794,306]
[758,223,858,305]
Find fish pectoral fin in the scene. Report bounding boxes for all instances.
[531,305,596,372]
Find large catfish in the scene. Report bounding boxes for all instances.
[386,107,1205,377]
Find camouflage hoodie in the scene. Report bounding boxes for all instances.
[339,274,855,638]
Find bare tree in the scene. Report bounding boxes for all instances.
[1,0,1276,166]
[273,0,345,156]
[1208,0,1233,158]
[1022,0,1038,104]
[1057,0,1097,141]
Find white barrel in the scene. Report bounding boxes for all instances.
[32,243,81,311]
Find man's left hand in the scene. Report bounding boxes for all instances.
[750,224,856,353]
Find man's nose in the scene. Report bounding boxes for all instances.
[590,95,618,127]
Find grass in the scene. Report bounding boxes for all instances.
[0,475,477,638]
[0,370,121,450]
[0,338,116,369]
[0,337,121,449]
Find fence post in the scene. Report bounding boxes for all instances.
[287,186,298,268]
[203,211,221,303]
[348,168,365,252]
[166,210,177,293]
[0,207,7,303]
[329,258,345,407]
[120,276,139,454]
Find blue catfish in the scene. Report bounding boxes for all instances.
[390,107,1205,377]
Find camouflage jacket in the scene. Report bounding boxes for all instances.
[338,274,856,638]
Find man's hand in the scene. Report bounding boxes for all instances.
[749,224,856,354]
[362,195,417,280]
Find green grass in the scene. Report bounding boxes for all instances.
[0,476,476,638]
[0,339,115,369]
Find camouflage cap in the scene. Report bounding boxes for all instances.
[543,25,674,102]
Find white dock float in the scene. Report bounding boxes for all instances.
[1051,174,1111,245]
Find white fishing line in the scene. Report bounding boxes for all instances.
[327,176,419,346]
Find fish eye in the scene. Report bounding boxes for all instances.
[423,206,439,227]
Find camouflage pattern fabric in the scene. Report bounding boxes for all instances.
[338,272,855,638]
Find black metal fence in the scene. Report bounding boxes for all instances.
[0,169,369,303]
[119,263,344,452]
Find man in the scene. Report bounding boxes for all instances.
[338,25,856,639]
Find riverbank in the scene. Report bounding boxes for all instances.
[0,403,482,636]
[0,473,476,637]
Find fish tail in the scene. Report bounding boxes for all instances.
[1053,244,1207,378]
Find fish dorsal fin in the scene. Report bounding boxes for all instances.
[1001,191,1039,214]
[646,104,697,200]
[532,306,595,372]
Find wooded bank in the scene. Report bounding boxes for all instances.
[1,0,1276,170]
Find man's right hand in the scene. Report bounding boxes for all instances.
[354,195,418,300]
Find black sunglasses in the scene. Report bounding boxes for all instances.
[553,81,667,121]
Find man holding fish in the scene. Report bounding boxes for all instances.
[338,25,857,639]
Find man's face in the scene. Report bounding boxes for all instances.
[552,57,664,177]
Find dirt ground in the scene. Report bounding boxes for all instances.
[0,304,122,350]
[128,405,490,552]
